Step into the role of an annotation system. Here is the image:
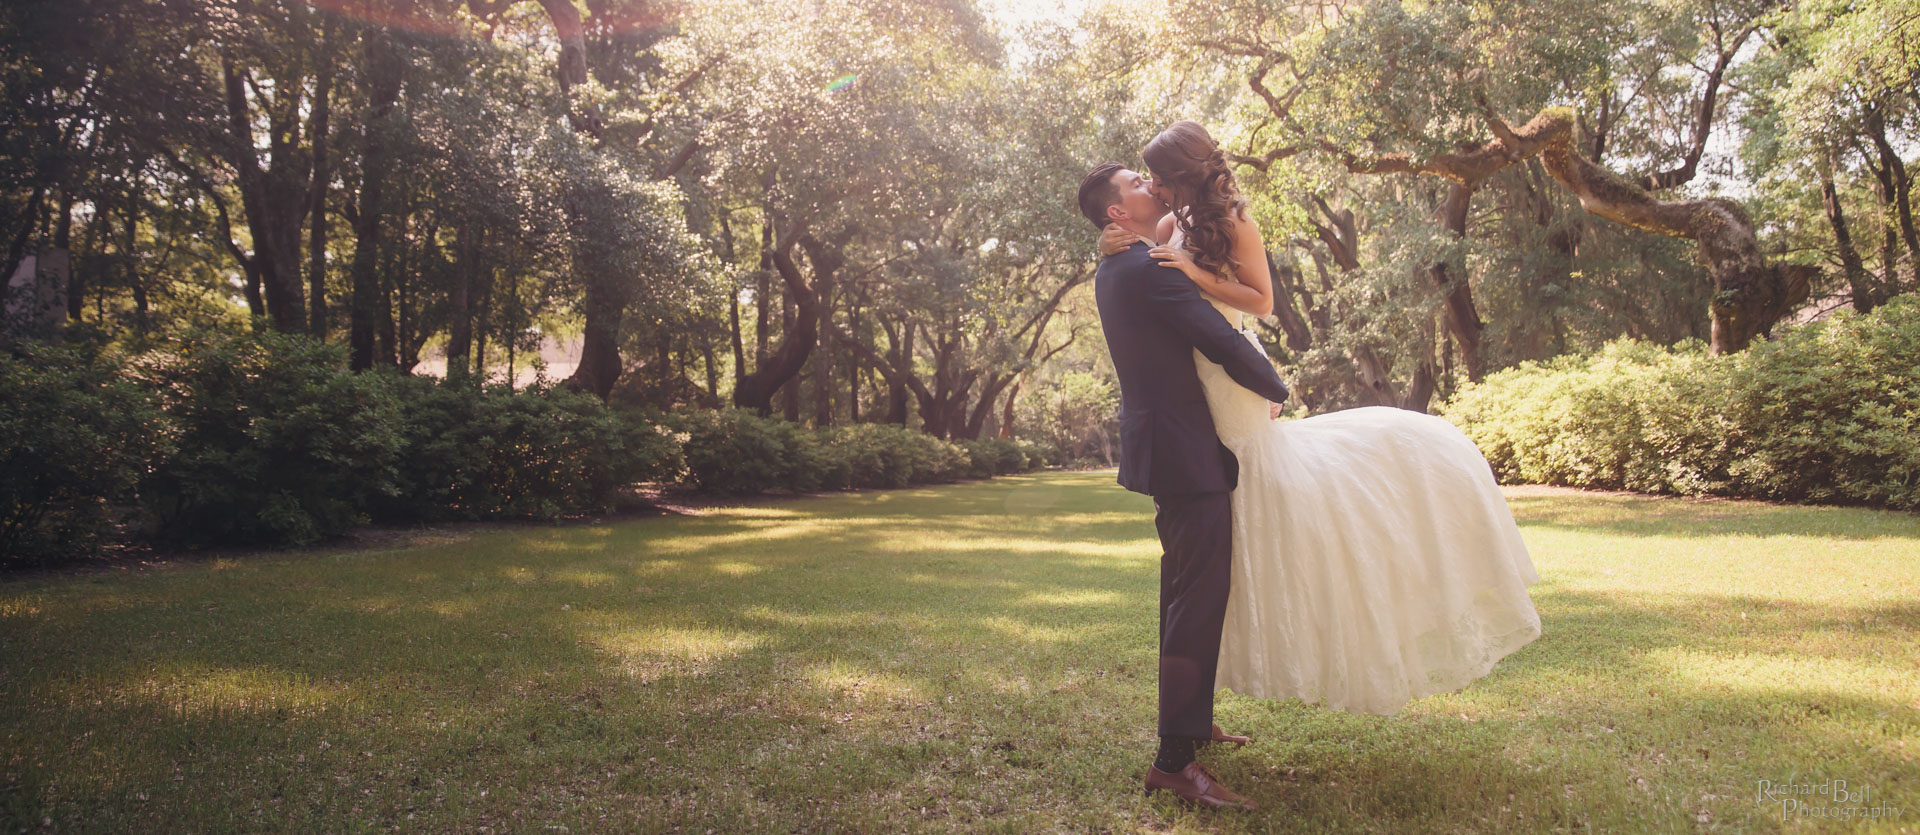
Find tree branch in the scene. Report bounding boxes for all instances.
[1636,22,1757,191]
[1477,102,1810,351]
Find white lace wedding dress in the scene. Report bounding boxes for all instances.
[1196,295,1543,715]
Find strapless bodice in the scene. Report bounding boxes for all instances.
[1192,294,1274,442]
[1206,295,1243,329]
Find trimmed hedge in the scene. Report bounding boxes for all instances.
[139,330,407,547]
[1442,295,1920,509]
[668,408,821,495]
[823,422,971,488]
[375,377,683,524]
[666,410,1008,494]
[0,342,166,563]
[961,438,1031,479]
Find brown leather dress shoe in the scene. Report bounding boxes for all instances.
[1144,762,1258,810]
[1209,723,1252,747]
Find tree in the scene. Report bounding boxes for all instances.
[1173,0,1812,365]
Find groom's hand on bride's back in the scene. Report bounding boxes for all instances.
[1131,255,1291,407]
[1097,223,1140,257]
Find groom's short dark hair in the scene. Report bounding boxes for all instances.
[1077,162,1125,230]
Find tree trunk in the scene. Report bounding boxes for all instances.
[1634,23,1753,192]
[447,221,480,378]
[836,317,944,434]
[560,170,639,397]
[2,184,46,311]
[475,273,492,381]
[657,334,672,398]
[729,290,745,389]
[1483,105,1811,352]
[928,332,952,437]
[702,338,720,401]
[123,182,142,330]
[1589,92,1611,163]
[58,187,79,322]
[846,299,861,422]
[1266,253,1314,353]
[1350,344,1397,406]
[782,374,802,421]
[1820,147,1876,312]
[778,286,797,419]
[999,380,1020,439]
[755,224,771,364]
[242,260,265,320]
[885,321,910,424]
[724,213,746,391]
[307,23,333,338]
[386,210,411,371]
[222,57,309,334]
[733,228,843,414]
[1866,151,1904,289]
[962,373,1014,440]
[8,104,92,314]
[568,285,627,399]
[1429,181,1485,381]
[1400,360,1436,413]
[813,280,834,426]
[396,274,416,372]
[535,0,603,135]
[1863,104,1920,288]
[1311,195,1360,271]
[350,32,402,370]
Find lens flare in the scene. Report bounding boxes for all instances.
[826,74,859,93]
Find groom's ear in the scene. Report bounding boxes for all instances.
[1105,204,1127,224]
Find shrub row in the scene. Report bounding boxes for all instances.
[0,331,1050,564]
[666,409,1050,494]
[0,341,165,560]
[1442,295,1920,509]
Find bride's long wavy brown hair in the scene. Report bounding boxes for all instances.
[1143,121,1247,282]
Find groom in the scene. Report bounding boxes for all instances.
[1078,163,1290,810]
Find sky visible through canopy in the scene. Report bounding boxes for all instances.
[980,0,1094,30]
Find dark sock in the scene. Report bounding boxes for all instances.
[1153,735,1199,774]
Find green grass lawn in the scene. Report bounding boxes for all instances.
[3,471,1917,833]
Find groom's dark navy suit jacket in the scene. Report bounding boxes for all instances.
[1095,241,1290,496]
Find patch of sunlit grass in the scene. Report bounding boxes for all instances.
[130,665,352,719]
[1,474,1916,832]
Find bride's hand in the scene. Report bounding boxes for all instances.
[1148,245,1198,279]
[1097,224,1139,256]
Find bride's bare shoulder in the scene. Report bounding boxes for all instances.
[1230,204,1261,237]
[1156,212,1178,245]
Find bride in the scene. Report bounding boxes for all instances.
[1099,121,1543,715]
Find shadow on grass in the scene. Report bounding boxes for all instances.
[3,472,1917,832]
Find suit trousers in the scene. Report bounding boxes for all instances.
[1151,490,1233,739]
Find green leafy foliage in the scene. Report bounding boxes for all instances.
[376,379,684,523]
[136,333,694,541]
[1014,370,1118,467]
[0,342,167,564]
[960,438,1031,479]
[669,410,1003,495]
[667,409,823,495]
[814,423,971,488]
[137,330,407,548]
[1444,296,1920,508]
[3,331,1056,561]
